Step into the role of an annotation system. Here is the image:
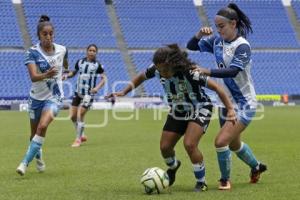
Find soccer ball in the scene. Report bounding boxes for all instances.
[140,167,169,194]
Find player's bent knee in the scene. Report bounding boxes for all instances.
[214,138,228,148]
[160,143,173,155]
[183,142,197,154]
[37,123,48,133]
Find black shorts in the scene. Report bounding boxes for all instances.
[71,93,94,109]
[163,105,213,135]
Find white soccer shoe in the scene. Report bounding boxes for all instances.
[16,163,27,176]
[36,158,46,172]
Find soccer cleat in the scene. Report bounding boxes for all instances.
[166,160,181,186]
[71,138,81,147]
[194,182,208,192]
[250,163,267,183]
[80,135,87,142]
[16,163,27,176]
[218,179,231,190]
[36,158,46,172]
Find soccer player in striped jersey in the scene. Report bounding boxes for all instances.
[107,44,236,191]
[64,44,107,147]
[187,3,267,190]
[16,15,68,176]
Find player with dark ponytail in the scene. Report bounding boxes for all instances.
[16,15,68,176]
[107,44,236,192]
[187,3,267,190]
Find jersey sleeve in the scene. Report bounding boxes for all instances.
[64,48,69,60]
[63,48,69,70]
[189,70,208,87]
[144,64,156,79]
[198,35,216,53]
[24,49,36,66]
[230,44,251,71]
[96,62,104,74]
[73,60,80,75]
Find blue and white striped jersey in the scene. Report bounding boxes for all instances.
[145,64,212,114]
[73,58,104,95]
[198,35,257,109]
[25,43,68,101]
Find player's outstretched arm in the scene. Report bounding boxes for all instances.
[193,66,240,78]
[106,72,147,98]
[207,79,236,124]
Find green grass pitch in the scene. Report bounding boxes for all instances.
[0,106,300,200]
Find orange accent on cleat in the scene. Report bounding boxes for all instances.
[80,135,87,142]
[250,163,267,183]
[218,179,231,190]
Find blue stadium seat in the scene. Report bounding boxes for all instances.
[114,0,202,48]
[22,0,117,48]
[203,0,300,48]
[0,2,23,47]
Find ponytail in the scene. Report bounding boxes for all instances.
[37,15,54,39]
[217,3,252,37]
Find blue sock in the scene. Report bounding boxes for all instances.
[234,142,259,169]
[22,135,44,165]
[193,162,205,183]
[216,146,231,180]
[164,156,178,169]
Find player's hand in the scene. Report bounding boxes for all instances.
[62,74,68,81]
[62,70,70,81]
[90,88,98,94]
[192,66,210,76]
[226,108,237,125]
[45,66,58,78]
[105,91,125,99]
[196,27,213,39]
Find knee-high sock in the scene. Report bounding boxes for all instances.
[35,148,42,160]
[193,162,205,183]
[28,138,42,159]
[164,156,178,170]
[22,135,45,165]
[216,146,231,180]
[72,121,77,131]
[76,121,85,139]
[234,142,259,169]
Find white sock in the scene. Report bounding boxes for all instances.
[164,156,178,169]
[72,121,77,130]
[77,121,85,139]
[32,135,45,144]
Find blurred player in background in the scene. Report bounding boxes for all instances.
[64,44,107,147]
[16,15,69,175]
[107,44,236,192]
[187,3,267,190]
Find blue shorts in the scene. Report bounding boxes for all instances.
[218,107,256,127]
[28,97,62,122]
